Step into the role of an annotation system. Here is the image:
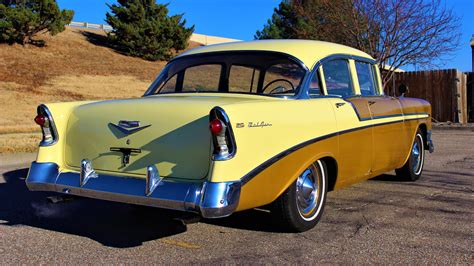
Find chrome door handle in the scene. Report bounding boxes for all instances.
[335,102,346,108]
[368,101,376,105]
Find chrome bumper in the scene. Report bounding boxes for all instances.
[427,130,434,153]
[26,162,241,218]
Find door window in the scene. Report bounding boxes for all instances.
[322,59,354,97]
[308,70,322,97]
[355,61,378,96]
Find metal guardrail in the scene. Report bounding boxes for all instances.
[68,21,113,31]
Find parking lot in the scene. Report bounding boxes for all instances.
[0,129,472,264]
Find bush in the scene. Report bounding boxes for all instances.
[0,0,73,45]
[105,0,194,61]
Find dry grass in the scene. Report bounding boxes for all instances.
[0,27,202,153]
[0,133,42,153]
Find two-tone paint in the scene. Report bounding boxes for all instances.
[26,40,433,218]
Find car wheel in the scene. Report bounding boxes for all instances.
[271,160,328,232]
[395,129,425,181]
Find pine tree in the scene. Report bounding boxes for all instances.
[0,0,74,45]
[255,0,359,48]
[105,0,194,61]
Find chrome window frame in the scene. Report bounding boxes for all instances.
[299,54,377,99]
[143,50,310,99]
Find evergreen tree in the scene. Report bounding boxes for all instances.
[255,2,304,40]
[255,0,359,48]
[106,0,194,61]
[0,0,73,45]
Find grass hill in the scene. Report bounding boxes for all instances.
[0,27,201,153]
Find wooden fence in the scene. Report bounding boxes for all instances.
[385,69,471,124]
[468,72,474,122]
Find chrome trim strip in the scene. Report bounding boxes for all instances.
[26,162,241,218]
[240,116,428,185]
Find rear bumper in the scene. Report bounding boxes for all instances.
[26,162,241,218]
[427,130,434,153]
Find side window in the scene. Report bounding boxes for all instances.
[159,74,177,93]
[182,64,221,92]
[308,70,322,97]
[262,63,305,95]
[322,59,354,97]
[228,65,260,93]
[355,61,378,96]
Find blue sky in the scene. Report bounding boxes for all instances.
[57,0,473,71]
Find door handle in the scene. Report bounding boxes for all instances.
[335,102,346,108]
[368,101,376,106]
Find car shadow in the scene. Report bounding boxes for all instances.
[0,168,189,248]
[202,208,285,233]
[370,173,408,182]
[1,166,295,247]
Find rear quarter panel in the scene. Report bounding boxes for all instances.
[36,101,97,170]
[211,98,339,210]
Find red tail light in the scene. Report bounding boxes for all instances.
[35,105,57,146]
[209,119,224,135]
[34,115,46,127]
[209,107,236,161]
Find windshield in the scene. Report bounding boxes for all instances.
[145,51,307,97]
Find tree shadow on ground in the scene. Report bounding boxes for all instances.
[80,31,113,50]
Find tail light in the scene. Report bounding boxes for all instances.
[35,104,57,146]
[209,107,236,160]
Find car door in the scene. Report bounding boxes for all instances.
[353,61,407,173]
[318,59,374,185]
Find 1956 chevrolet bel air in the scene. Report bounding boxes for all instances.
[27,40,434,232]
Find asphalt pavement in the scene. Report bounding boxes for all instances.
[0,129,472,264]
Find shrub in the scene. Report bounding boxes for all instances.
[105,0,194,61]
[0,0,74,45]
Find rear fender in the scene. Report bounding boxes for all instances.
[35,101,97,167]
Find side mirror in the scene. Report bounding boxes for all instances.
[398,84,408,97]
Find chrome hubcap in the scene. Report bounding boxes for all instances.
[296,164,320,219]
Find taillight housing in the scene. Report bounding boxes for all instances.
[35,104,57,146]
[209,107,236,160]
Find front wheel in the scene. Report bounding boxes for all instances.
[395,130,425,181]
[271,160,328,232]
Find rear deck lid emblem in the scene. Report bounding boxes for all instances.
[109,120,151,136]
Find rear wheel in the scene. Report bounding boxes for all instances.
[271,160,328,232]
[395,130,425,181]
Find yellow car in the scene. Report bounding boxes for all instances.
[26,40,434,232]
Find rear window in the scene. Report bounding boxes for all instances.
[149,52,307,97]
[182,64,221,92]
[228,65,260,93]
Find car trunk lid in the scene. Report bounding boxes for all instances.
[64,95,269,179]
